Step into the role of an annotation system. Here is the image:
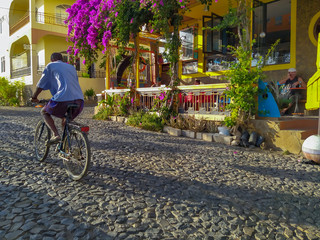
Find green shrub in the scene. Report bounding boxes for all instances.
[0,77,25,106]
[118,92,131,116]
[126,111,144,126]
[127,111,164,132]
[82,72,90,78]
[96,92,131,117]
[84,88,95,98]
[93,107,113,120]
[166,114,187,130]
[206,121,221,133]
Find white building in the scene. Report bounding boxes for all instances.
[0,0,105,100]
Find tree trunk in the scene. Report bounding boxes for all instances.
[167,23,180,110]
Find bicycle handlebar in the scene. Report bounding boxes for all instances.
[30,99,49,107]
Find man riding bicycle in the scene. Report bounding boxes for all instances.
[31,52,84,144]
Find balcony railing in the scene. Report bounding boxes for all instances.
[77,70,106,78]
[177,84,229,114]
[36,12,68,27]
[37,65,45,74]
[101,83,230,115]
[10,13,30,35]
[11,66,31,79]
[37,66,107,78]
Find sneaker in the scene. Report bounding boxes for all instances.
[48,135,61,144]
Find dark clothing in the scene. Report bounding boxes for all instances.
[281,76,299,97]
[43,99,84,119]
[280,76,301,113]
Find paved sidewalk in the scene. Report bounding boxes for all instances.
[0,106,320,240]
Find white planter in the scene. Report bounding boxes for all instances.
[302,135,320,163]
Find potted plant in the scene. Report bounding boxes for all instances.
[84,88,95,101]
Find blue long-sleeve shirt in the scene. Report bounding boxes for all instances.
[37,61,84,102]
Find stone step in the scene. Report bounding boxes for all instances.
[279,118,318,131]
[301,129,318,140]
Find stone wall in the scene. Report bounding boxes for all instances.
[296,0,320,81]
[262,1,320,83]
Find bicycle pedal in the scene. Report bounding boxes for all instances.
[61,157,69,162]
[58,153,69,161]
[59,151,71,159]
[55,144,62,152]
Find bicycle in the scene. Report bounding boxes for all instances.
[34,101,91,180]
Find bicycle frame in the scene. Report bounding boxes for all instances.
[58,110,90,157]
[38,122,46,142]
[58,114,72,155]
[34,101,91,180]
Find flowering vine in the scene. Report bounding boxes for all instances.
[65,0,218,112]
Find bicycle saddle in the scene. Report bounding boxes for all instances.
[67,104,79,110]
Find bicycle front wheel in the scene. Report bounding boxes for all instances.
[34,120,51,162]
[62,128,91,180]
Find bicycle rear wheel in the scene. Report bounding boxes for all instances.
[62,128,91,180]
[34,120,51,162]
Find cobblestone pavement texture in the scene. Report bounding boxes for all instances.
[1,106,320,240]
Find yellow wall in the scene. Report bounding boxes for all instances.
[35,38,45,53]
[32,0,74,35]
[9,0,29,26]
[79,77,106,96]
[36,77,105,100]
[44,0,75,15]
[179,0,302,84]
[35,0,44,9]
[43,35,70,64]
[11,36,30,56]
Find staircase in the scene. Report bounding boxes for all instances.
[252,116,319,155]
[279,117,318,140]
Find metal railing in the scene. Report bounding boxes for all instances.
[11,66,31,79]
[77,70,106,78]
[36,12,68,27]
[137,86,170,110]
[177,84,229,114]
[102,83,230,115]
[10,13,30,35]
[37,65,45,74]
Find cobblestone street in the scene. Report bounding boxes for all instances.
[1,106,320,240]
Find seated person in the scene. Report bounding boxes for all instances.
[279,68,306,115]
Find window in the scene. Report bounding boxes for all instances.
[203,15,222,53]
[75,58,80,71]
[56,5,71,25]
[314,18,320,43]
[1,57,5,72]
[180,27,198,74]
[180,27,197,60]
[275,16,283,26]
[158,46,169,64]
[89,63,95,78]
[60,51,69,63]
[202,14,237,72]
[253,0,291,65]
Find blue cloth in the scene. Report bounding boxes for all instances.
[37,61,84,102]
